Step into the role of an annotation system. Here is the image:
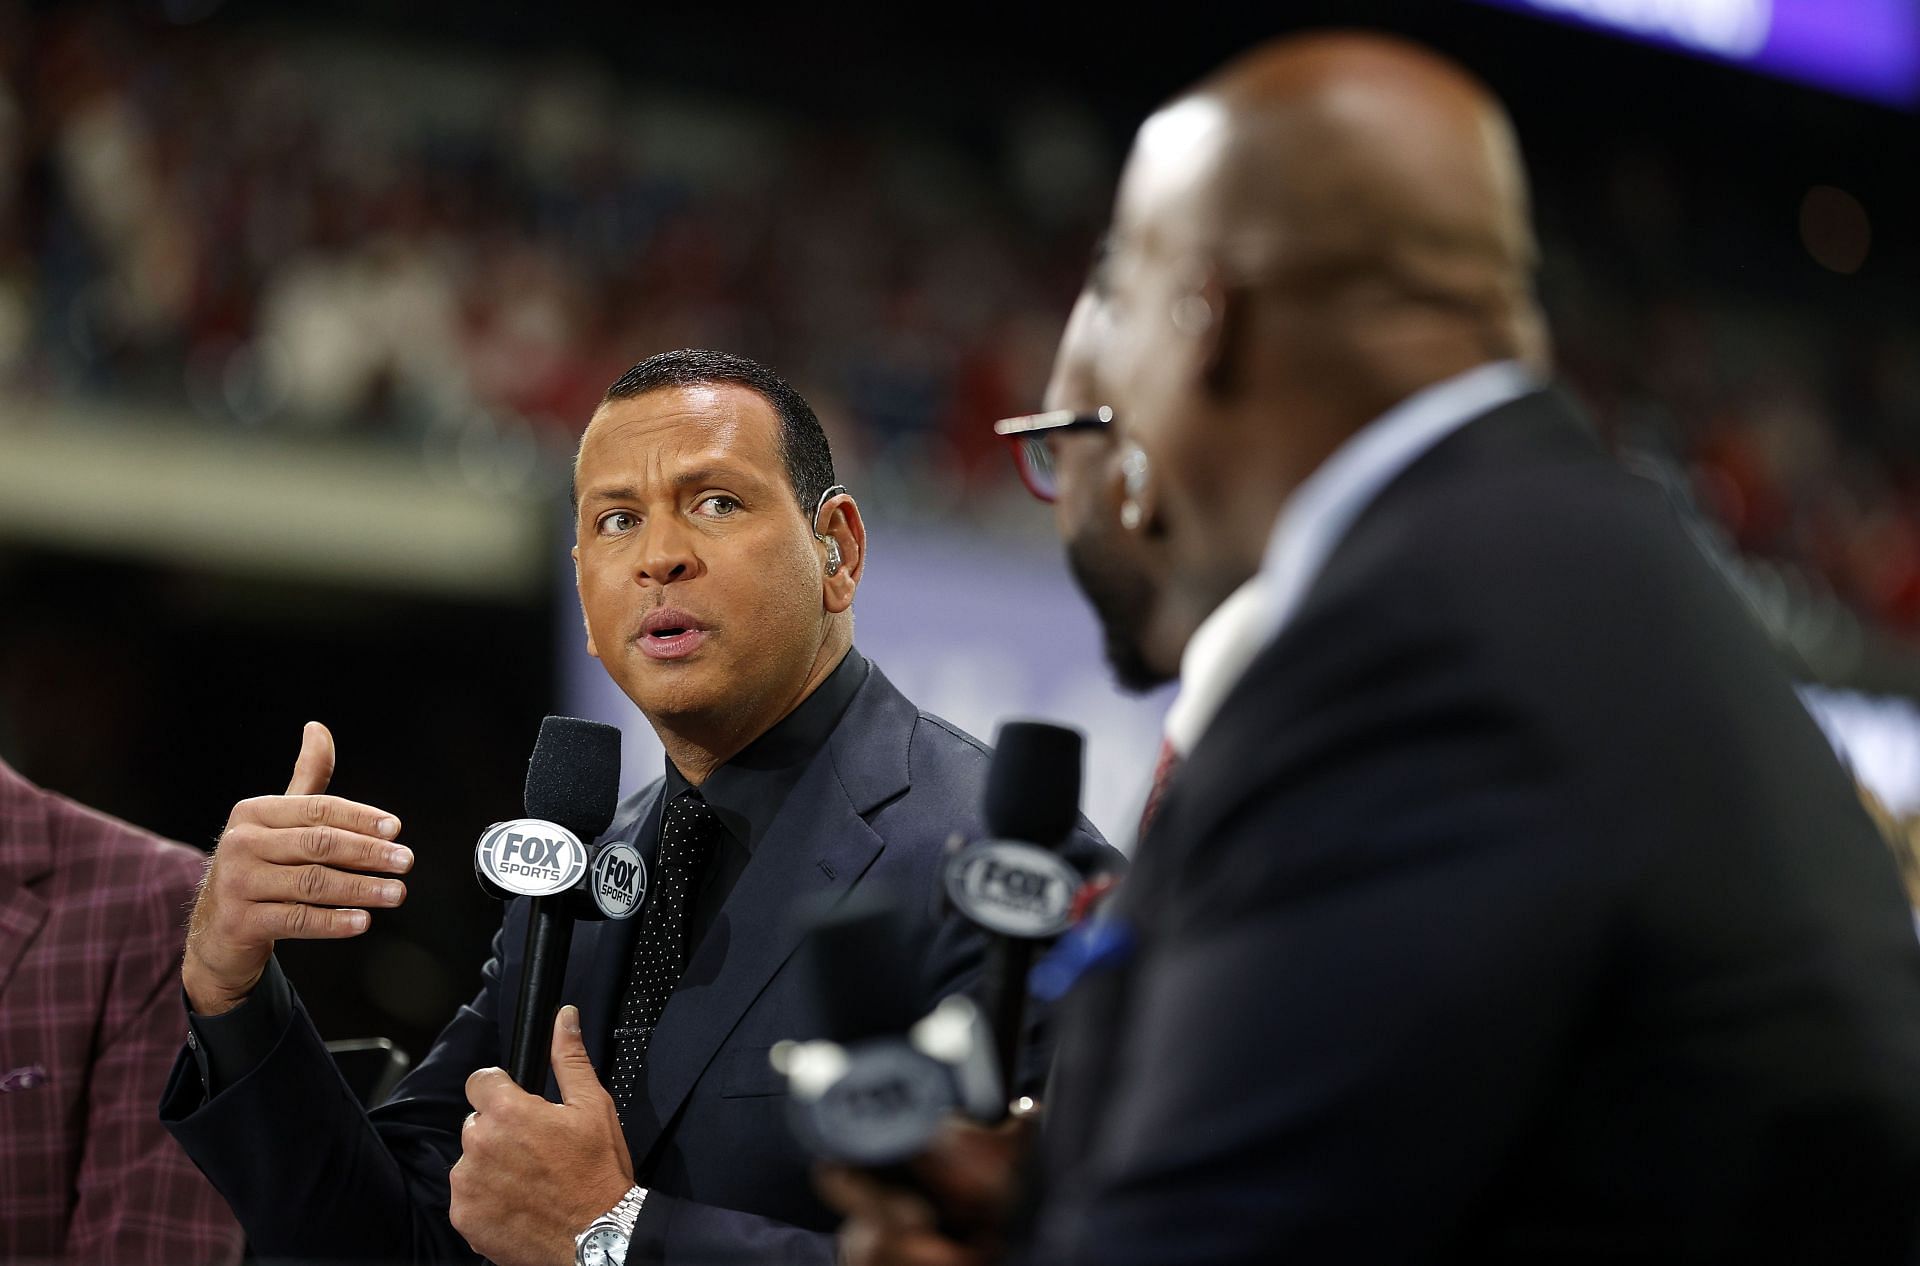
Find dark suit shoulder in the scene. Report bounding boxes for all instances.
[1302,400,1783,749]
[904,709,991,792]
[1203,392,1919,1026]
[880,707,1111,870]
[1184,395,1864,914]
[1330,411,1695,622]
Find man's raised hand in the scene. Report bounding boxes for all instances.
[182,721,412,1015]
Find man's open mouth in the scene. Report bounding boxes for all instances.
[637,610,709,660]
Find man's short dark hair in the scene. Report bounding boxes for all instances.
[582,349,838,515]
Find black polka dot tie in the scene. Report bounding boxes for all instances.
[608,790,720,1117]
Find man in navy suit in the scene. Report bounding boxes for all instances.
[161,349,1111,1265]
[831,32,1920,1266]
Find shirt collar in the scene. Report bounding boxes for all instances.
[663,648,869,853]
[1164,579,1273,758]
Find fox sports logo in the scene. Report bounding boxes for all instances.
[476,819,588,897]
[590,842,647,919]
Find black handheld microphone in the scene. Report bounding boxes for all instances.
[474,716,623,1090]
[944,721,1086,1118]
[772,892,1001,1166]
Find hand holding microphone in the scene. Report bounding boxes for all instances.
[450,1004,635,1266]
[184,721,412,1016]
[818,1112,1035,1266]
[779,895,1015,1264]
[449,716,640,1266]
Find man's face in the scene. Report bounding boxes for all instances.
[1066,96,1236,490]
[1044,98,1243,682]
[572,384,829,731]
[1045,295,1175,693]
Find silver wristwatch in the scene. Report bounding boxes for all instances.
[575,1184,647,1266]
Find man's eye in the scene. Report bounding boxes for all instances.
[596,510,638,536]
[698,495,741,517]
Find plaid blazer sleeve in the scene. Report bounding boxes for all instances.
[59,828,244,1265]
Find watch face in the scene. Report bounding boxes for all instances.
[578,1226,628,1266]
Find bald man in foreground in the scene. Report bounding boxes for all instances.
[828,33,1920,1265]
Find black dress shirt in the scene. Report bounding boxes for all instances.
[662,648,867,954]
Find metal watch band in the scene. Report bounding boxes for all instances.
[603,1184,647,1234]
[575,1182,648,1262]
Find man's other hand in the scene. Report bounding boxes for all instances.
[451,1005,636,1266]
[819,1111,1036,1266]
[182,721,411,1015]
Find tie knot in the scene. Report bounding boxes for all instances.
[665,789,715,824]
[659,792,721,872]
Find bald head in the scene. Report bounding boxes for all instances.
[1117,32,1546,375]
[1043,32,1551,664]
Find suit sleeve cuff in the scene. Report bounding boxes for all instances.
[628,1187,673,1263]
[185,956,294,1096]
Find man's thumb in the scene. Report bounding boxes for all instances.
[551,1005,604,1104]
[285,721,336,797]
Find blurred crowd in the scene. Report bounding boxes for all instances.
[1,8,1107,520]
[4,7,1919,632]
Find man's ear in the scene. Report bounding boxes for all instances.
[571,545,599,660]
[1188,267,1236,396]
[817,493,867,614]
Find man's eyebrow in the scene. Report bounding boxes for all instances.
[578,484,642,508]
[578,468,766,507]
[668,467,757,491]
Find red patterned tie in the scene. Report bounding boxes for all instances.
[1137,738,1180,841]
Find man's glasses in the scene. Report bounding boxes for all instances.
[992,406,1114,502]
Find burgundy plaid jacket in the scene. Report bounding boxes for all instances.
[0,756,242,1264]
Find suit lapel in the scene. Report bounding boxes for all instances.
[0,765,54,998]
[0,884,48,1000]
[626,665,916,1164]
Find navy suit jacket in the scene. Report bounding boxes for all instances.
[163,662,1112,1264]
[1028,391,1920,1264]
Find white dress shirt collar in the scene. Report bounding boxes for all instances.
[1164,578,1273,757]
[1164,359,1540,753]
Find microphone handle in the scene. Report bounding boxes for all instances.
[508,895,573,1090]
[984,935,1033,1122]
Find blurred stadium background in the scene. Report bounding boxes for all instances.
[2,0,1916,1059]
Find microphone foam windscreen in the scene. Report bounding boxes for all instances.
[524,716,623,842]
[792,889,922,1042]
[984,720,1083,845]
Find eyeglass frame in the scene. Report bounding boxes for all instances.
[991,406,1115,502]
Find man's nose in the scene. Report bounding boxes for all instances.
[635,520,699,584]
